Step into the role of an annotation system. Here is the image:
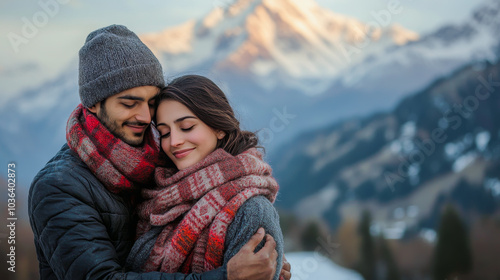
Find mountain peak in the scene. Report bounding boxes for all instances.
[140,0,418,92]
[221,0,319,17]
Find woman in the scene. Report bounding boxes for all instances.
[127,75,284,279]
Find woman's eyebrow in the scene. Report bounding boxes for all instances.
[174,116,196,123]
[156,116,196,127]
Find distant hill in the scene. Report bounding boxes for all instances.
[271,59,500,237]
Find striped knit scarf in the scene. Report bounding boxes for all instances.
[136,148,279,273]
[66,104,161,194]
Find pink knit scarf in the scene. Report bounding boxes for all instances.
[136,148,279,273]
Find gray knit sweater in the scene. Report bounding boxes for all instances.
[127,196,284,280]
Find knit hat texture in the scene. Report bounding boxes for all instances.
[78,24,165,108]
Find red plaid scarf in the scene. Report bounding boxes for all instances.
[136,148,279,273]
[66,104,161,194]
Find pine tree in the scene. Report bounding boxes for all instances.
[301,220,323,251]
[378,234,401,280]
[357,210,376,280]
[432,204,473,280]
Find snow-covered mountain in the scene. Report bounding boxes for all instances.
[141,0,418,94]
[324,0,500,108]
[140,0,500,148]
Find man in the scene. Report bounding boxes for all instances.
[28,24,290,280]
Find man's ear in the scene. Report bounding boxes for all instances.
[87,103,99,114]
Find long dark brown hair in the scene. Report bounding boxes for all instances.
[154,75,260,157]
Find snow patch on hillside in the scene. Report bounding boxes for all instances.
[287,251,364,280]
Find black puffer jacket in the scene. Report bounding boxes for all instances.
[28,144,226,280]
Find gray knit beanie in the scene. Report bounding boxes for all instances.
[78,24,165,108]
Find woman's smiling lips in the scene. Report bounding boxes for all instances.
[172,148,195,159]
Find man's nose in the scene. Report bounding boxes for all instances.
[135,103,151,124]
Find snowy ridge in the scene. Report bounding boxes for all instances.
[334,0,500,94]
[140,0,418,93]
[141,21,196,55]
[271,58,500,240]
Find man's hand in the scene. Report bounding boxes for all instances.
[279,255,291,280]
[227,228,278,280]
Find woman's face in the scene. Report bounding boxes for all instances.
[155,99,225,170]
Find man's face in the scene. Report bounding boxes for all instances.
[89,86,159,146]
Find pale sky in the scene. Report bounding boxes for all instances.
[0,0,480,100]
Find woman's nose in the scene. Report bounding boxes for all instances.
[169,130,184,147]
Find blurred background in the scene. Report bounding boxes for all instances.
[1,0,500,279]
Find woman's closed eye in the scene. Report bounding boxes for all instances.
[181,125,195,132]
[160,132,170,138]
[160,125,194,138]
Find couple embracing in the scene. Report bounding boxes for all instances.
[29,25,290,280]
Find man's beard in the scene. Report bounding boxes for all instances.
[98,105,147,147]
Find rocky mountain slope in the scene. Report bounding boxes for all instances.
[271,60,500,237]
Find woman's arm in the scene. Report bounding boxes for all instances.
[224,196,284,280]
